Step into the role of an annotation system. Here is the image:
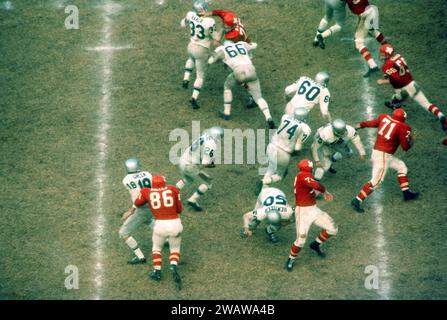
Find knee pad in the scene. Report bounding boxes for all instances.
[332,152,343,162]
[314,167,325,181]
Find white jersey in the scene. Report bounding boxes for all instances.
[181,11,217,49]
[122,171,153,202]
[210,41,257,70]
[272,114,312,153]
[180,134,218,166]
[285,76,331,119]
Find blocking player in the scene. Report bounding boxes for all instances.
[284,72,332,123]
[342,0,388,77]
[312,119,366,181]
[351,108,419,213]
[119,158,153,264]
[241,187,294,243]
[122,175,183,289]
[208,41,275,129]
[286,159,338,272]
[378,43,447,137]
[256,107,311,194]
[313,0,347,49]
[181,0,219,109]
[176,126,224,212]
[199,8,250,43]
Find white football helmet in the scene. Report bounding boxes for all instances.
[125,158,141,174]
[294,107,309,122]
[206,126,224,140]
[331,119,347,137]
[266,209,281,226]
[315,71,330,87]
[193,0,209,12]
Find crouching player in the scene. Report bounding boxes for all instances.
[241,187,294,243]
[286,159,338,272]
[122,175,183,289]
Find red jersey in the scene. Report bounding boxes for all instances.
[359,114,412,154]
[212,10,249,42]
[294,171,326,207]
[134,186,182,220]
[346,0,369,15]
[381,54,414,89]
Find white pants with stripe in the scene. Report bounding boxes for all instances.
[354,5,380,50]
[294,205,337,247]
[393,80,432,112]
[370,149,407,187]
[152,218,183,253]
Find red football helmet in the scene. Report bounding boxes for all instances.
[392,108,407,122]
[152,175,166,188]
[380,43,394,59]
[223,12,237,27]
[298,159,314,172]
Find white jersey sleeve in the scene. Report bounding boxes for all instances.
[318,87,331,121]
[347,125,366,156]
[208,45,225,64]
[294,122,312,151]
[185,12,217,48]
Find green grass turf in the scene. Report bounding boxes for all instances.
[0,0,446,299]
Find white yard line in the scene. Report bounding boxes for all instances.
[89,0,129,300]
[359,52,392,299]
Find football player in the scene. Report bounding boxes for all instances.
[313,0,347,49]
[123,175,183,289]
[256,107,311,193]
[119,158,153,264]
[342,0,388,77]
[199,8,250,43]
[175,126,224,212]
[208,41,275,128]
[181,0,219,109]
[286,159,338,272]
[378,43,447,138]
[284,72,332,123]
[311,119,366,181]
[351,108,419,213]
[241,187,294,243]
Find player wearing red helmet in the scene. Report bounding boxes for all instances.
[285,159,338,272]
[200,9,250,43]
[351,108,419,213]
[378,43,447,141]
[122,175,183,289]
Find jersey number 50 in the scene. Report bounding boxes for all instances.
[149,190,174,209]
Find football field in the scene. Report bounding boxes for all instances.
[1,0,446,299]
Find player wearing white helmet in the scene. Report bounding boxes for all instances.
[181,0,220,109]
[313,0,347,49]
[256,107,311,194]
[312,119,366,181]
[241,187,294,243]
[176,126,224,211]
[284,72,332,122]
[208,41,275,129]
[119,158,153,264]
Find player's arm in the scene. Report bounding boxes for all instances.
[311,132,324,167]
[208,48,224,64]
[319,89,332,122]
[174,188,183,214]
[245,42,257,53]
[284,82,299,99]
[242,211,255,237]
[122,189,148,220]
[378,63,392,85]
[294,124,311,152]
[400,126,414,151]
[357,117,381,129]
[351,132,366,160]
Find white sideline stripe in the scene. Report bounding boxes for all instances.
[156,0,165,5]
[1,1,13,10]
[91,0,129,300]
[360,41,391,299]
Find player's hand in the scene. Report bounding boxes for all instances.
[359,154,366,161]
[323,191,333,202]
[315,161,322,168]
[122,209,132,220]
[377,79,389,85]
[355,123,362,129]
[244,228,253,237]
[411,130,417,142]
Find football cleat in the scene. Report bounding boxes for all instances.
[182,80,189,89]
[285,258,294,272]
[316,34,325,49]
[309,241,326,258]
[149,269,162,281]
[312,37,319,47]
[170,265,182,290]
[265,228,279,243]
[127,257,146,265]
[351,198,365,213]
[403,190,420,201]
[267,118,276,129]
[246,97,257,109]
[363,67,379,78]
[328,166,337,174]
[188,201,203,212]
[219,111,231,120]
[439,115,447,131]
[191,98,200,109]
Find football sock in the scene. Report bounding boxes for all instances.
[188,184,209,202]
[316,230,331,244]
[125,237,145,259]
[176,179,186,190]
[257,99,272,120]
[169,252,180,266]
[360,47,377,69]
[397,174,409,191]
[152,251,162,270]
[289,243,301,260]
[356,181,374,201]
[428,104,445,120]
[183,59,194,81]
